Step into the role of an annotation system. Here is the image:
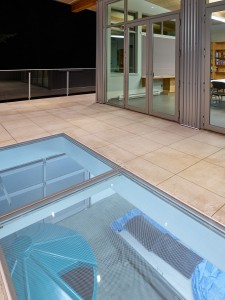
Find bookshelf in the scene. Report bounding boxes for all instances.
[211,42,225,80]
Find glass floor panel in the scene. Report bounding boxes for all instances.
[0,134,116,216]
[0,168,225,300]
[0,135,225,300]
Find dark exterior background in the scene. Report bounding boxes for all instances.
[0,0,96,69]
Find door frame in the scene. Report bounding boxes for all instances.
[123,13,180,121]
[204,2,225,134]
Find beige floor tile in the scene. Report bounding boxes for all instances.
[96,144,137,165]
[124,157,173,185]
[95,128,134,142]
[114,136,163,156]
[24,111,51,119]
[0,113,24,122]
[0,139,16,147]
[79,108,104,116]
[143,147,200,173]
[179,160,225,197]
[110,109,146,121]
[75,134,110,149]
[164,124,200,137]
[0,131,13,142]
[77,122,113,134]
[90,112,116,121]
[38,120,72,131]
[8,125,47,139]
[169,138,221,159]
[205,149,225,168]
[158,176,225,217]
[212,205,225,226]
[67,116,96,127]
[103,116,136,127]
[15,133,52,143]
[191,131,225,148]
[1,119,37,130]
[30,115,65,124]
[52,126,90,138]
[122,123,158,135]
[143,129,185,145]
[141,116,173,129]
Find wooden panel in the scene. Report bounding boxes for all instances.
[72,0,96,12]
[141,76,175,93]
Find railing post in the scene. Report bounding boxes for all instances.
[28,71,31,100]
[66,71,69,96]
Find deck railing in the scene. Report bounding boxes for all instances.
[0,68,96,102]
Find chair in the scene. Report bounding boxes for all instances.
[211,81,225,103]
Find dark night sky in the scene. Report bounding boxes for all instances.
[0,0,96,69]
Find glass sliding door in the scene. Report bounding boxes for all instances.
[150,17,178,119]
[106,26,125,106]
[126,23,148,112]
[106,0,125,107]
[205,5,225,132]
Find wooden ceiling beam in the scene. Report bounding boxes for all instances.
[71,0,96,12]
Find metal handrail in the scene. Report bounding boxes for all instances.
[0,68,96,101]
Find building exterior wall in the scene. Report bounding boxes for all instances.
[96,0,225,132]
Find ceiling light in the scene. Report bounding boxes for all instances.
[111,35,124,38]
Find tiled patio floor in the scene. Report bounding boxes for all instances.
[0,93,225,228]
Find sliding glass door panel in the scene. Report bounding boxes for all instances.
[106,26,125,107]
[151,19,177,116]
[126,24,148,113]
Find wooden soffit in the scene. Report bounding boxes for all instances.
[55,0,96,12]
[71,0,96,12]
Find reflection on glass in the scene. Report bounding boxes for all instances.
[128,25,147,111]
[210,11,225,128]
[110,27,125,73]
[127,0,181,21]
[153,22,162,34]
[152,20,176,116]
[207,0,223,3]
[106,27,124,106]
[163,20,176,36]
[107,1,125,26]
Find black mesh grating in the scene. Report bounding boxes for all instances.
[61,266,94,300]
[124,215,164,251]
[152,233,203,279]
[125,215,202,278]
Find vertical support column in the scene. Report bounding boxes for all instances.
[179,0,204,128]
[66,71,69,96]
[96,0,105,103]
[28,71,31,100]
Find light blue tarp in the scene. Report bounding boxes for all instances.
[192,260,225,300]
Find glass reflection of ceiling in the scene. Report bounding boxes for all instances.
[145,0,180,11]
[212,11,225,25]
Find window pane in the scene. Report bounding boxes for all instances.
[110,27,125,72]
[128,25,147,110]
[152,19,176,116]
[210,10,225,129]
[127,0,181,21]
[106,27,125,106]
[163,20,176,36]
[107,1,125,25]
